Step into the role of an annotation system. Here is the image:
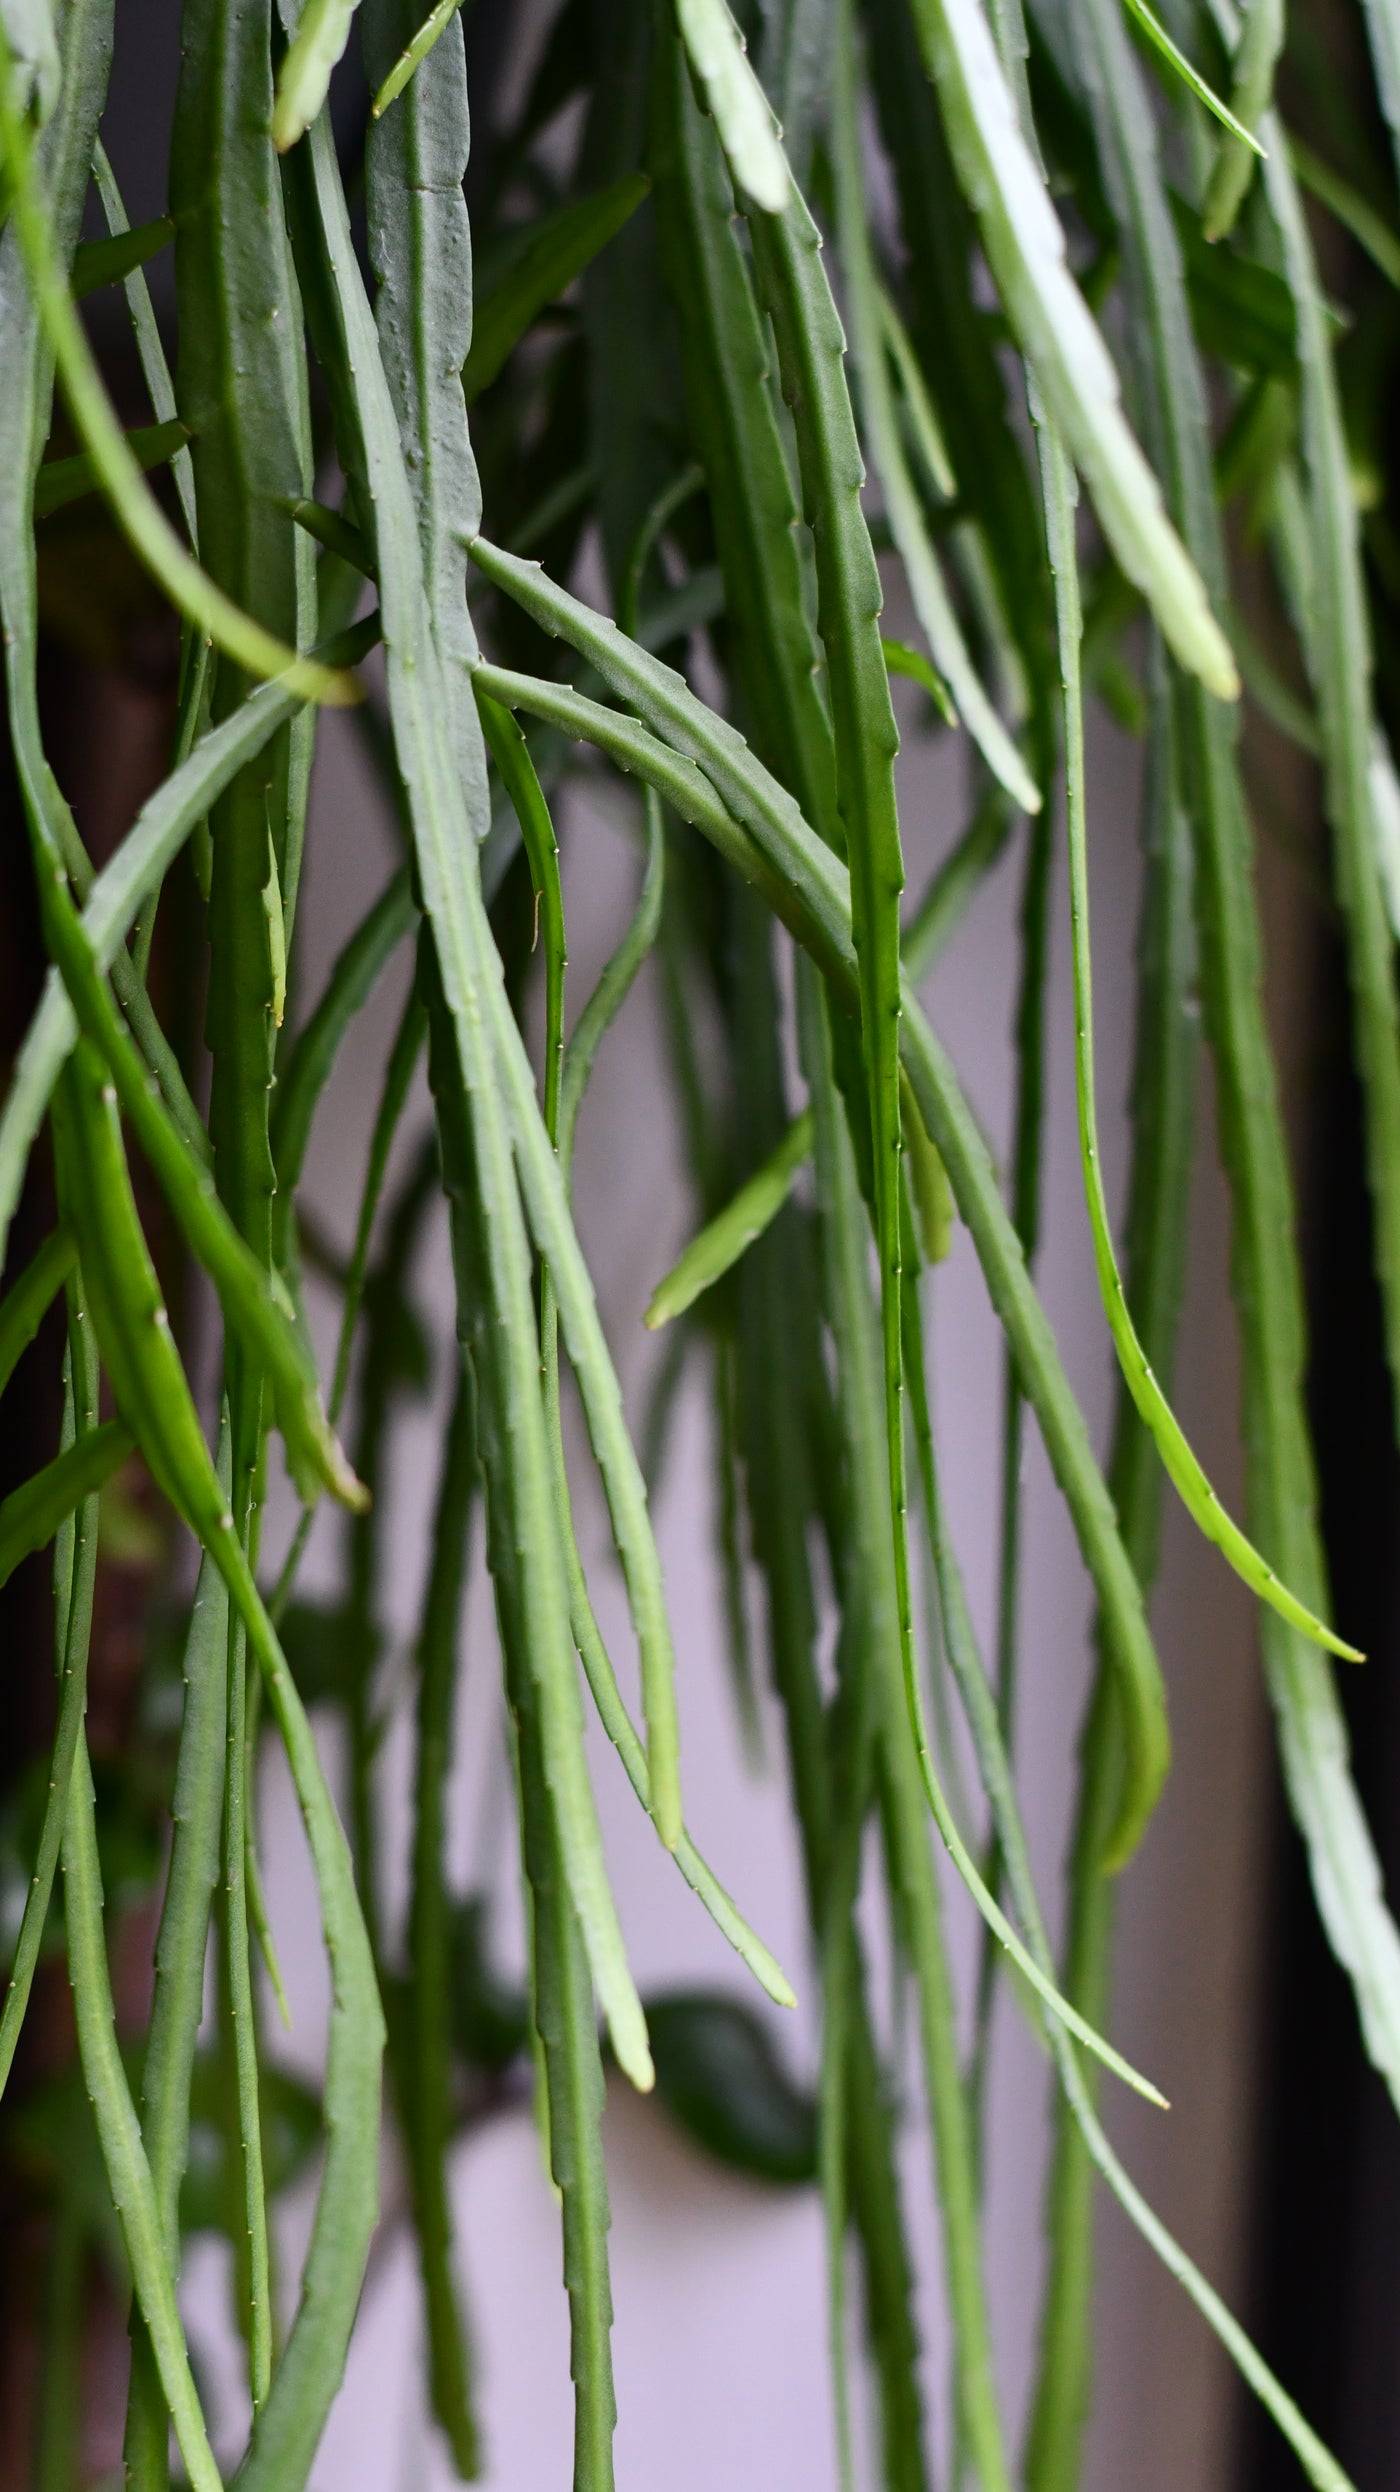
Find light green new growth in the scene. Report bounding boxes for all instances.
[674,0,791,210]
[1121,0,1268,156]
[273,0,358,148]
[371,0,462,115]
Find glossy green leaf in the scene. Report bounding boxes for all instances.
[0,1420,132,1589]
[34,416,189,519]
[646,1109,814,1327]
[644,1992,817,2183]
[69,213,172,299]
[464,175,650,403]
[0,1226,74,1401]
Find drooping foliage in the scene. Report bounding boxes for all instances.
[1,0,1398,2479]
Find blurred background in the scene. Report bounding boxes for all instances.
[3,2,1399,2487]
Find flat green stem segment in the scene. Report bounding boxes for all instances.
[879,1270,1164,2086]
[426,956,622,2487]
[798,967,1010,2492]
[896,0,1237,697]
[830,27,1040,812]
[0,39,352,706]
[371,0,463,115]
[0,1299,99,2102]
[650,33,840,851]
[52,1039,385,2492]
[1263,133,1400,1460]
[746,181,918,1960]
[403,1363,481,2473]
[63,1744,226,2492]
[646,1065,953,1327]
[1040,431,1360,1664]
[883,638,955,727]
[1073,0,1400,2088]
[1203,0,1282,236]
[305,95,650,2088]
[368,0,678,1918]
[482,693,679,1855]
[746,185,905,1407]
[419,915,654,2086]
[272,865,416,1215]
[291,495,375,576]
[511,1667,618,2492]
[37,866,364,1513]
[222,1611,273,2415]
[468,566,1169,1865]
[325,986,426,1435]
[0,1420,132,1587]
[540,792,792,2000]
[91,145,198,541]
[559,799,665,1171]
[464,686,1169,1931]
[878,287,956,497]
[647,1109,814,1327]
[562,1501,798,2004]
[483,935,687,1868]
[906,1270,1355,2492]
[125,1517,231,2492]
[0,670,307,1273]
[1026,661,1198,2492]
[50,1301,225,2492]
[477,692,566,1140]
